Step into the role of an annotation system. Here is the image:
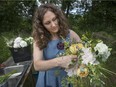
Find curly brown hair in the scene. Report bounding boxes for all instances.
[32,3,69,50]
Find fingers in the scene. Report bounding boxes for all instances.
[60,55,78,69]
[70,55,78,60]
[67,55,78,69]
[73,58,77,61]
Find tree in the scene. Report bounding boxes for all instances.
[0,0,36,33]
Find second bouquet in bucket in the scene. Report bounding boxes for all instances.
[5,36,33,63]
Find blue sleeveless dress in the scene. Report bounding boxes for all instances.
[36,34,72,87]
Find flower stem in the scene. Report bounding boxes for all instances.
[100,67,116,75]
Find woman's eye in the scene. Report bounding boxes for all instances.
[52,17,57,21]
[45,21,50,25]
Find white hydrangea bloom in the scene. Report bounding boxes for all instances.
[101,51,111,62]
[20,40,27,47]
[6,36,33,48]
[94,42,111,61]
[13,43,20,48]
[14,37,22,44]
[94,42,108,55]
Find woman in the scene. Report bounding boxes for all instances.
[32,3,81,87]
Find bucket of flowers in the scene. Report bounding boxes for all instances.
[5,36,33,63]
[58,33,116,87]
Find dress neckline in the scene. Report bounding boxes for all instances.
[51,38,60,42]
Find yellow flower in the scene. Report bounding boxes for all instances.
[77,43,83,49]
[77,65,89,77]
[69,44,78,54]
[69,43,83,54]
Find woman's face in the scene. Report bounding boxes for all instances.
[42,10,59,35]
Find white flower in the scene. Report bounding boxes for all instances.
[101,51,111,62]
[20,40,28,47]
[6,36,33,48]
[94,42,108,55]
[94,42,111,61]
[5,36,33,49]
[65,64,78,77]
[13,43,20,48]
[81,47,96,65]
[14,37,22,44]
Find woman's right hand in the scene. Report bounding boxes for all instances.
[57,55,77,69]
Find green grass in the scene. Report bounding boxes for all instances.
[0,36,11,63]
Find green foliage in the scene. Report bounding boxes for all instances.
[0,0,35,33]
[0,37,10,64]
[0,32,18,63]
[0,70,17,84]
[78,1,116,33]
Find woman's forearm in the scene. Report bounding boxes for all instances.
[33,57,63,71]
[34,55,77,71]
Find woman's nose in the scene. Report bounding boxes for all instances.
[51,21,55,27]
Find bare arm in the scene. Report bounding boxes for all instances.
[70,30,81,42]
[33,42,77,71]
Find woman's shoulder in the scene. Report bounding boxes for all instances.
[69,29,76,35]
[69,29,81,42]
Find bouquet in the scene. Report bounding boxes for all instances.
[58,34,116,87]
[5,36,33,48]
[4,36,33,63]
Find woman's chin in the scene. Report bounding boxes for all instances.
[52,29,59,33]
